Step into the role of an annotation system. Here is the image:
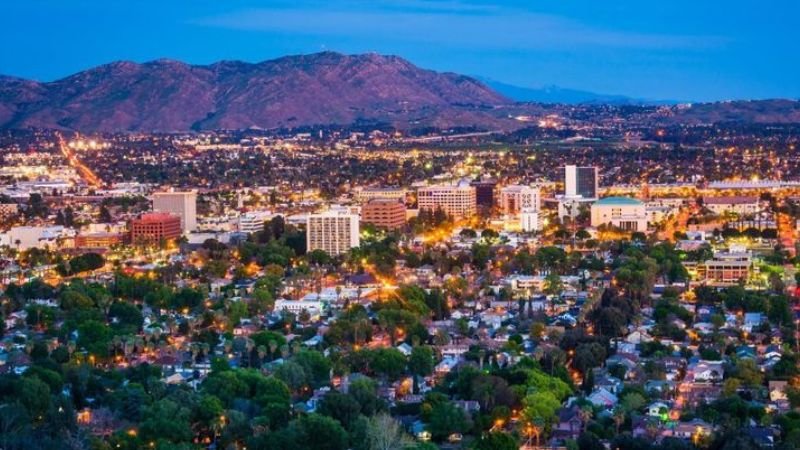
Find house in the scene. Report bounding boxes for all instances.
[552,406,583,441]
[435,357,460,375]
[595,375,623,394]
[588,388,618,409]
[687,360,724,383]
[769,381,788,402]
[647,401,670,418]
[672,419,713,440]
[396,343,413,356]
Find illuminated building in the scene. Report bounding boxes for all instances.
[590,197,647,231]
[75,232,124,250]
[470,179,497,209]
[130,213,182,244]
[152,190,197,233]
[417,182,476,219]
[355,187,406,203]
[306,209,360,256]
[500,185,540,215]
[520,207,543,232]
[361,198,406,230]
[563,165,598,200]
[702,196,759,216]
[238,210,273,234]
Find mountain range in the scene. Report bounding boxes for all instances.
[0,52,799,132]
[0,52,508,132]
[480,78,675,105]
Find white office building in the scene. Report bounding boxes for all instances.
[153,190,197,233]
[520,207,544,232]
[306,209,360,256]
[500,185,540,216]
[238,210,274,234]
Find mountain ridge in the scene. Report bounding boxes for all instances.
[0,51,510,132]
[1,52,800,132]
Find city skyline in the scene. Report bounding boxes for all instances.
[1,0,799,102]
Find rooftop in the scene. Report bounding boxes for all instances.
[594,196,643,206]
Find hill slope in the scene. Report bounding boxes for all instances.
[0,52,509,132]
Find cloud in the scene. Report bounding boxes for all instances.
[190,3,726,52]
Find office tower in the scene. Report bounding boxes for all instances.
[306,209,360,256]
[361,198,407,230]
[130,213,182,244]
[416,182,476,219]
[563,165,598,200]
[499,185,541,215]
[153,191,197,233]
[470,179,497,209]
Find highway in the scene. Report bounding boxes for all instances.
[56,132,103,187]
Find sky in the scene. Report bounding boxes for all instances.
[1,0,799,102]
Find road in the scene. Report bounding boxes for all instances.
[57,132,103,187]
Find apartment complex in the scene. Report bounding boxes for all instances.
[130,213,182,244]
[417,183,476,219]
[361,198,406,230]
[306,209,360,256]
[152,190,197,233]
[499,185,541,216]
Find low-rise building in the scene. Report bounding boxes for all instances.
[591,196,648,231]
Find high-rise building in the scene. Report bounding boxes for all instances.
[417,182,476,219]
[470,179,497,209]
[361,198,406,230]
[499,185,540,215]
[153,191,197,233]
[130,213,182,244]
[563,165,598,200]
[306,209,360,256]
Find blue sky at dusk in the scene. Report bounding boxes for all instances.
[1,0,798,101]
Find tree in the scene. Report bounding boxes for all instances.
[318,392,362,430]
[427,401,470,441]
[408,346,435,393]
[289,414,349,450]
[139,399,193,444]
[472,431,518,450]
[522,391,560,428]
[363,414,413,450]
[371,348,407,381]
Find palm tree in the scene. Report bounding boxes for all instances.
[612,406,626,434]
[578,406,593,432]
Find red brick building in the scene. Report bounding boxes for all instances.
[361,198,406,230]
[130,212,181,244]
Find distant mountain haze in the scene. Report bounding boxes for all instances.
[0,52,799,132]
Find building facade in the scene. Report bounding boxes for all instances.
[563,165,598,200]
[238,211,273,234]
[470,179,497,209]
[306,209,360,256]
[417,183,476,219]
[152,191,197,233]
[361,198,406,230]
[500,185,541,215]
[130,213,182,244]
[590,197,648,231]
